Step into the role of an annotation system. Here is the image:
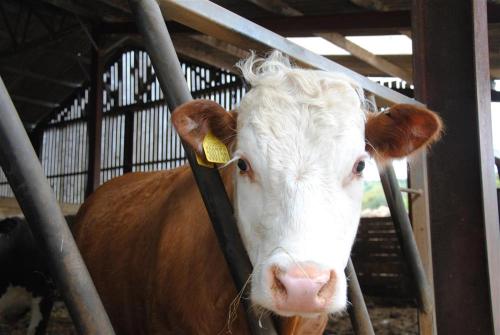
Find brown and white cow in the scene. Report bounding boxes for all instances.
[74,52,442,335]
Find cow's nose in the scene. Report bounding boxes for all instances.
[270,262,336,313]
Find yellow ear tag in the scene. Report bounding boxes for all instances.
[196,154,214,168]
[202,131,231,164]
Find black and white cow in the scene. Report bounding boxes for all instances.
[0,217,54,335]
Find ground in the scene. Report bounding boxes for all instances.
[0,298,418,334]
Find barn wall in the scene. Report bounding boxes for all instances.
[0,49,246,203]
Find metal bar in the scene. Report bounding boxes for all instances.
[0,76,115,335]
[377,162,434,313]
[365,94,434,315]
[399,187,422,195]
[127,0,277,333]
[156,0,420,106]
[346,259,375,335]
[413,1,500,334]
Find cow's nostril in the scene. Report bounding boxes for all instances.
[317,271,336,301]
[271,266,287,297]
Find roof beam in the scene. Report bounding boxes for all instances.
[41,0,99,21]
[252,11,411,36]
[172,37,240,73]
[350,0,388,11]
[189,35,250,59]
[157,0,416,105]
[0,24,83,60]
[245,0,302,16]
[100,11,412,36]
[0,67,82,88]
[317,32,413,83]
[96,0,131,14]
[245,0,413,82]
[12,95,60,108]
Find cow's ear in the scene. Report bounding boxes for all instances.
[365,104,443,163]
[172,99,237,157]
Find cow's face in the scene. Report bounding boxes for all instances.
[173,52,442,318]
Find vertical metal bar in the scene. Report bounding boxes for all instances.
[377,162,433,313]
[0,76,116,335]
[127,0,277,333]
[366,94,434,314]
[412,1,500,334]
[346,259,375,335]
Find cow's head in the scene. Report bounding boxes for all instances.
[173,52,442,317]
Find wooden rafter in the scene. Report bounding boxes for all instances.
[189,35,250,60]
[172,37,240,73]
[41,0,99,21]
[317,32,413,83]
[350,0,388,11]
[245,0,302,16]
[0,24,82,60]
[244,0,413,82]
[0,67,82,88]
[12,95,60,108]
[96,0,130,14]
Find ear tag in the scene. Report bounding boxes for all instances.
[202,131,231,164]
[195,154,214,168]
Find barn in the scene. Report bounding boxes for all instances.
[0,0,499,334]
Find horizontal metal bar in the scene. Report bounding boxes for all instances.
[399,187,423,195]
[0,75,116,335]
[46,171,87,178]
[157,0,421,106]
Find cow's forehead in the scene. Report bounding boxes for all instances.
[236,71,365,159]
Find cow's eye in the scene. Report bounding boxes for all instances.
[353,159,366,175]
[237,159,248,172]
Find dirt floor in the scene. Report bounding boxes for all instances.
[1,299,417,335]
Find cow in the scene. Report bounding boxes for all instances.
[0,217,54,335]
[74,52,442,335]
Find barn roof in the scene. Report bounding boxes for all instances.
[0,0,499,126]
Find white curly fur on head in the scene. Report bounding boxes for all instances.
[236,51,366,109]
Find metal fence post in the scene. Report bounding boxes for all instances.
[346,259,375,335]
[0,76,116,335]
[366,94,434,315]
[126,0,277,334]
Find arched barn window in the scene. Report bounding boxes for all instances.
[0,49,246,204]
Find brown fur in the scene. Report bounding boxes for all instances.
[365,104,443,163]
[74,165,326,335]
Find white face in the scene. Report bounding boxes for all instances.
[233,64,367,317]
